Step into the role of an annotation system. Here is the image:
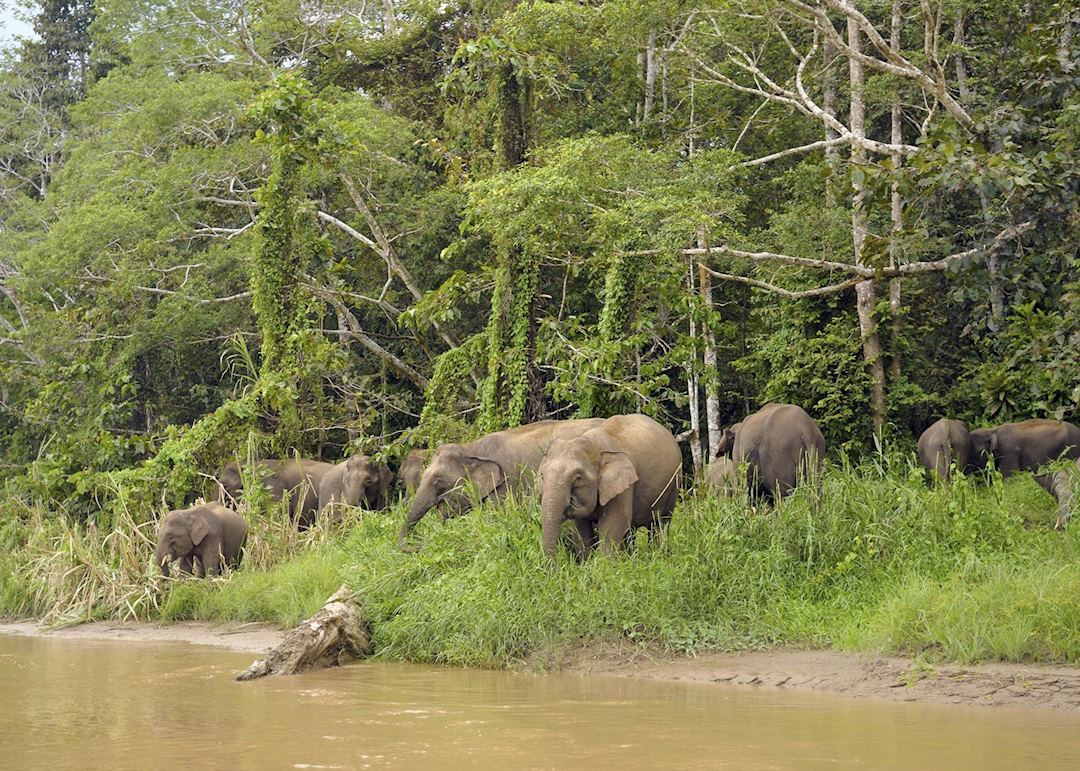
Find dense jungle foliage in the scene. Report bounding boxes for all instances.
[0,1,1077,663]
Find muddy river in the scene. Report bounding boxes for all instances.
[3,633,1080,769]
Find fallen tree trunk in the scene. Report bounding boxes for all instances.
[1053,459,1080,531]
[236,585,373,681]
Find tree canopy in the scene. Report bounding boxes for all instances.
[0,0,1076,516]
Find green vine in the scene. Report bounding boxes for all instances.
[478,247,540,431]
[416,332,488,443]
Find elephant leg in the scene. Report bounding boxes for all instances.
[596,493,633,554]
[568,519,597,562]
[177,555,194,576]
[201,547,222,577]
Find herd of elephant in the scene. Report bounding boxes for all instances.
[915,417,1080,528]
[153,406,1080,578]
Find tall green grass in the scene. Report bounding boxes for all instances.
[1,457,1078,667]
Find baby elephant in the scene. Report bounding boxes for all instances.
[155,502,248,577]
[318,454,393,519]
[704,456,740,495]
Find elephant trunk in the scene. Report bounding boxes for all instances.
[540,485,570,559]
[155,544,171,577]
[398,489,437,549]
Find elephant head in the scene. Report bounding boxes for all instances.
[714,422,742,457]
[339,454,392,508]
[968,427,996,472]
[217,462,243,506]
[155,509,211,577]
[398,444,505,547]
[538,437,638,558]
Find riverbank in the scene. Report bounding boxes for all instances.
[4,619,1080,712]
[0,620,284,653]
[566,642,1080,712]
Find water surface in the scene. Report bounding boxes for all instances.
[2,633,1080,769]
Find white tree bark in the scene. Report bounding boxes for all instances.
[888,0,904,380]
[848,7,887,437]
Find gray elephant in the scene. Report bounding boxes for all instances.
[155,502,248,577]
[984,419,1080,494]
[398,418,605,549]
[1051,458,1080,530]
[318,454,393,519]
[538,414,681,560]
[917,418,974,483]
[721,403,825,502]
[399,449,428,496]
[969,427,996,471]
[704,455,740,495]
[217,458,335,529]
[713,422,742,457]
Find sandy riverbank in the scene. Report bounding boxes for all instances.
[565,642,1080,712]
[0,620,285,653]
[4,620,1080,711]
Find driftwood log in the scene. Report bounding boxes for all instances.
[236,585,373,681]
[1052,459,1080,530]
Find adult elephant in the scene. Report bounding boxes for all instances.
[155,502,248,577]
[217,458,335,529]
[917,418,974,483]
[318,454,393,519]
[986,419,1080,492]
[704,456,740,495]
[723,403,825,502]
[399,449,428,496]
[538,414,681,560]
[398,418,604,549]
[1051,458,1080,530]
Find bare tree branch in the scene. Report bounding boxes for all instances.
[700,266,863,297]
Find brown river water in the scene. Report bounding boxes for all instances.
[4,634,1080,770]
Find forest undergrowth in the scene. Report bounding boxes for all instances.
[2,453,1078,669]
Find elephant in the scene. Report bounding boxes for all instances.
[917,418,974,482]
[969,428,996,472]
[398,418,605,549]
[217,458,335,529]
[399,449,428,496]
[713,422,742,457]
[538,414,681,560]
[704,455,740,495]
[723,403,825,502]
[985,419,1080,494]
[318,454,393,519]
[1051,458,1080,530]
[155,502,248,577]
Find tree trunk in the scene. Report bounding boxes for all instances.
[236,586,372,680]
[823,31,841,207]
[686,259,703,475]
[888,0,903,381]
[500,64,526,168]
[848,9,887,437]
[643,28,657,122]
[698,230,721,458]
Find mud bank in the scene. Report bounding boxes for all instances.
[0,620,285,653]
[566,643,1080,712]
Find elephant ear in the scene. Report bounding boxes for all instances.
[598,452,638,507]
[379,466,394,492]
[190,513,211,546]
[989,431,1000,453]
[464,456,505,500]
